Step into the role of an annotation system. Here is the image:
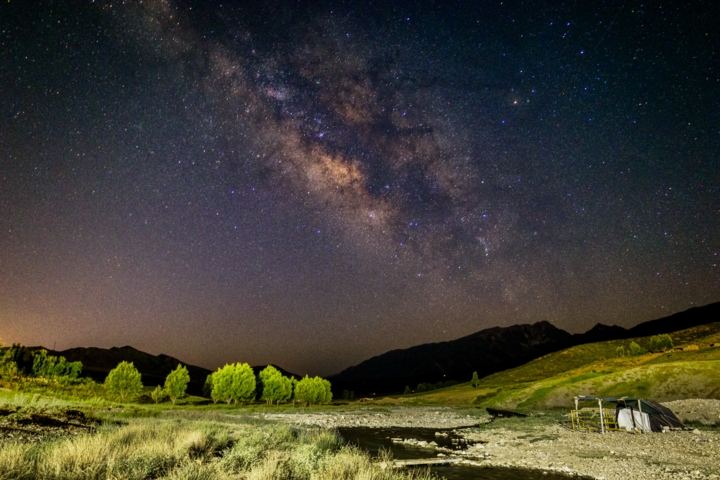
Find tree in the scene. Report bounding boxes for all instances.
[471,371,481,389]
[231,363,256,404]
[616,346,625,357]
[150,385,167,404]
[260,365,289,405]
[295,375,332,405]
[649,334,673,352]
[403,386,412,395]
[164,364,190,405]
[211,363,256,405]
[628,341,647,356]
[105,361,143,402]
[211,365,235,404]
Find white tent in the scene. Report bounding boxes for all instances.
[617,408,652,432]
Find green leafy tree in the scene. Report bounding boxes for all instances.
[649,334,673,352]
[231,363,257,404]
[0,340,18,380]
[150,385,167,404]
[403,386,411,394]
[342,389,350,400]
[295,375,332,405]
[471,371,481,389]
[211,365,235,404]
[260,365,292,405]
[164,364,190,405]
[105,361,143,402]
[628,341,647,356]
[616,346,625,357]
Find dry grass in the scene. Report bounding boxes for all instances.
[0,415,438,480]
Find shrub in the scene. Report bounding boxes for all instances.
[31,350,82,381]
[628,341,647,356]
[616,346,625,357]
[649,334,673,352]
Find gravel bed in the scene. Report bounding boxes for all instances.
[264,406,487,429]
[663,399,720,425]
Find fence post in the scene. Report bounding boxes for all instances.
[599,399,605,435]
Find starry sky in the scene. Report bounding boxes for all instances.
[1,0,718,376]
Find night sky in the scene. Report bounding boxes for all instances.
[1,0,718,376]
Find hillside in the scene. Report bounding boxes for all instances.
[393,321,720,408]
[331,301,720,395]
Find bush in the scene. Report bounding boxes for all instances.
[616,346,625,357]
[31,350,82,381]
[649,334,673,352]
[628,341,647,356]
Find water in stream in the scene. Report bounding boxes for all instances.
[338,427,581,480]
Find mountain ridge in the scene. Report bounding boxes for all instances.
[329,301,720,394]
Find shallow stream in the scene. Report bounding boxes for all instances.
[338,427,578,480]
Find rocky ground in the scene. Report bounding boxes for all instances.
[0,406,98,443]
[263,404,720,480]
[663,399,720,425]
[457,423,718,480]
[263,406,486,429]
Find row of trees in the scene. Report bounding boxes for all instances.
[0,342,83,384]
[105,362,191,404]
[103,361,332,405]
[204,364,332,406]
[616,334,674,357]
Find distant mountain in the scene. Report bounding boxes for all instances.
[27,345,298,396]
[331,301,720,395]
[625,302,720,337]
[330,321,575,395]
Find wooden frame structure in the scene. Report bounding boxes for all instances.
[571,396,623,434]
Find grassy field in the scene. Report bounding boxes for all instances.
[0,392,439,480]
[384,322,720,409]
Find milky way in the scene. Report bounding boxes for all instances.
[1,0,718,375]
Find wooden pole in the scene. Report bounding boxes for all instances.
[599,399,605,434]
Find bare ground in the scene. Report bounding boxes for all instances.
[262,404,720,480]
